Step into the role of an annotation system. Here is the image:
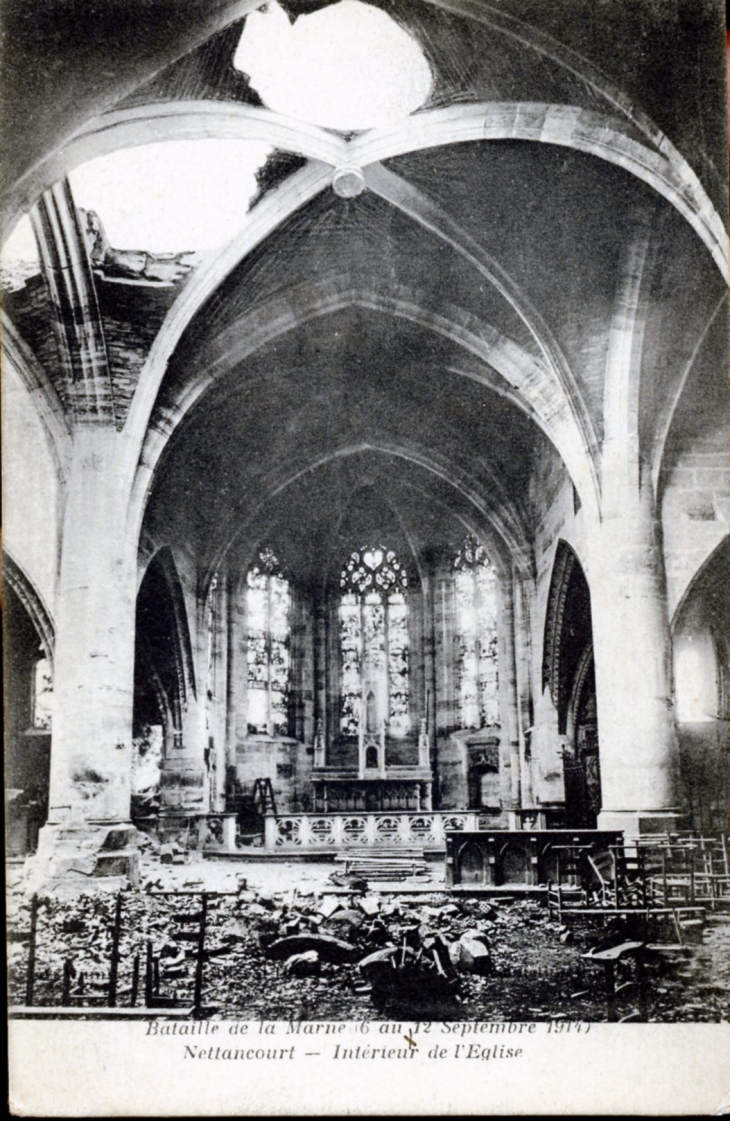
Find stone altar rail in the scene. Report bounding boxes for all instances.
[446,829,624,887]
[264,811,493,852]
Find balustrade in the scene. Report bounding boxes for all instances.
[264,810,479,852]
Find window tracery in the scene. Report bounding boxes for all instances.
[339,546,410,738]
[247,548,291,735]
[454,536,500,728]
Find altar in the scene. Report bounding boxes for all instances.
[311,719,433,812]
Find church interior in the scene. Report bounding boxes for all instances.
[3,0,730,1022]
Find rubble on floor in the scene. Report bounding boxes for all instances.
[7,875,730,1022]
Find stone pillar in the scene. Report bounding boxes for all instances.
[514,576,535,809]
[314,593,328,761]
[418,718,430,768]
[225,571,244,774]
[158,571,211,835]
[593,207,679,835]
[434,566,457,733]
[33,428,138,886]
[226,567,250,790]
[159,695,208,831]
[422,568,438,777]
[497,573,521,812]
[208,568,228,811]
[593,466,680,834]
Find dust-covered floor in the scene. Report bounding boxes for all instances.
[7,852,730,1023]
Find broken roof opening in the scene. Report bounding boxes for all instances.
[68,139,273,256]
[233,0,432,132]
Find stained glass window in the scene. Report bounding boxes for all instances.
[454,536,500,728]
[247,548,291,735]
[339,546,410,737]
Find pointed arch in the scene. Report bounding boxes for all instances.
[3,551,55,664]
[542,540,593,734]
[137,546,197,706]
[129,277,597,551]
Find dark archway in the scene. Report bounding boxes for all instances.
[3,563,54,854]
[133,549,195,819]
[543,542,600,826]
[672,535,730,833]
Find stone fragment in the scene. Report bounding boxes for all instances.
[243,903,273,919]
[255,893,277,910]
[283,950,320,977]
[452,931,491,975]
[326,909,363,928]
[318,897,342,919]
[359,945,404,982]
[267,934,358,964]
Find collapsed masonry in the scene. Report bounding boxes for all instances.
[9,867,728,1022]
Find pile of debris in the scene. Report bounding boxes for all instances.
[249,891,497,1007]
[8,878,730,1021]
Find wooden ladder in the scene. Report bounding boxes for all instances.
[252,777,277,816]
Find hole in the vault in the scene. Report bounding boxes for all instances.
[233,0,432,132]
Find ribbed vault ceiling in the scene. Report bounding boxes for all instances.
[2,0,726,579]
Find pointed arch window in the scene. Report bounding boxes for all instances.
[454,536,500,729]
[339,546,410,738]
[247,548,291,735]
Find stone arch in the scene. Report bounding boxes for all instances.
[3,553,55,854]
[200,440,529,589]
[2,312,72,481]
[456,839,486,884]
[134,547,197,756]
[543,542,576,726]
[9,93,725,277]
[671,533,730,640]
[542,541,594,736]
[670,534,730,833]
[362,164,601,492]
[653,292,729,497]
[357,102,727,278]
[146,547,197,701]
[542,541,600,825]
[3,551,55,665]
[129,279,597,552]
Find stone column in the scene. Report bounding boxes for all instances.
[593,206,679,835]
[156,564,211,834]
[33,428,138,886]
[434,566,458,733]
[592,466,680,834]
[314,593,329,761]
[496,573,521,812]
[514,576,535,810]
[226,569,250,761]
[422,568,438,763]
[208,568,228,811]
[225,571,244,774]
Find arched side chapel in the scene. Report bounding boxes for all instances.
[1,0,728,885]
